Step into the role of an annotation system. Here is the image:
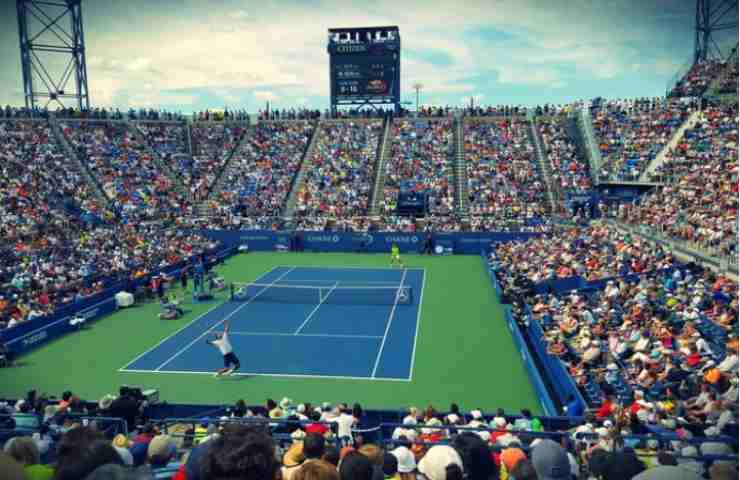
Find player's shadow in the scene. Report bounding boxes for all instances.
[221,374,251,382]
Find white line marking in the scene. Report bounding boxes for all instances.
[371,268,408,378]
[276,264,425,271]
[277,279,402,285]
[294,281,339,334]
[407,269,426,381]
[153,267,296,371]
[118,368,411,382]
[229,331,383,339]
[119,266,281,370]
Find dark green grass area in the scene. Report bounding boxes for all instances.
[0,253,541,413]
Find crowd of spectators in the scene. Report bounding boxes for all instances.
[0,120,104,228]
[493,223,677,284]
[214,121,314,217]
[464,118,549,220]
[0,223,218,330]
[619,105,738,257]
[381,119,455,216]
[668,60,726,98]
[192,109,250,122]
[591,98,695,180]
[188,124,245,201]
[715,60,739,95]
[518,264,737,406]
[295,120,382,218]
[538,117,592,195]
[61,121,186,221]
[1,389,737,479]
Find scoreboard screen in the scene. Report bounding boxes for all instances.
[328,26,400,111]
[332,51,398,100]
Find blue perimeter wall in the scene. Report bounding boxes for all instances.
[202,229,542,254]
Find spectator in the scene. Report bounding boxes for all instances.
[339,451,375,480]
[3,436,54,480]
[199,427,280,480]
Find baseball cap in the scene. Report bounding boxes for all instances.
[391,446,416,473]
[531,439,570,480]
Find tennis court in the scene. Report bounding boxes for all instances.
[120,265,425,381]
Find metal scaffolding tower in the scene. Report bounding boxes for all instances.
[16,0,90,110]
[694,0,739,63]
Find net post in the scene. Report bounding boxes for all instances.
[229,282,234,301]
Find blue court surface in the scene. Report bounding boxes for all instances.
[120,266,425,381]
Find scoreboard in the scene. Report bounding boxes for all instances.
[328,27,400,112]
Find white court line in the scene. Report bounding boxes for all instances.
[119,266,281,371]
[407,268,426,381]
[371,268,408,378]
[228,331,383,339]
[293,281,339,334]
[277,279,402,285]
[153,267,296,371]
[276,264,425,271]
[118,368,411,382]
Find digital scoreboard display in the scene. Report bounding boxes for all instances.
[332,47,398,100]
[328,27,400,111]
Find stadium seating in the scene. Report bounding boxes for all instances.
[591,99,695,181]
[189,123,245,200]
[214,121,314,218]
[669,60,725,98]
[295,120,382,218]
[464,117,549,220]
[620,105,738,257]
[61,121,185,221]
[381,119,455,216]
[538,116,592,194]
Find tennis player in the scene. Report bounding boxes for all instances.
[207,320,240,377]
[390,242,404,268]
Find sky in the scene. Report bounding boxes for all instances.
[0,0,736,113]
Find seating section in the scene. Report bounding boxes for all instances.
[716,60,739,94]
[0,120,102,239]
[669,60,725,98]
[381,119,455,215]
[136,122,192,177]
[464,118,548,219]
[538,117,592,194]
[61,121,183,220]
[295,120,382,217]
[214,121,314,217]
[189,124,245,200]
[621,105,738,256]
[518,267,737,408]
[591,99,694,180]
[493,224,676,283]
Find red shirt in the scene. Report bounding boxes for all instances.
[596,399,613,420]
[305,423,328,436]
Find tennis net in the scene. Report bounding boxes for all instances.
[229,282,414,306]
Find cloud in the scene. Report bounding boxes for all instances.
[0,0,706,109]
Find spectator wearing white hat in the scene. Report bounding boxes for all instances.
[417,445,464,480]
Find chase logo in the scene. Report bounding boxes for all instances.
[307,235,338,243]
[363,234,374,245]
[384,235,418,244]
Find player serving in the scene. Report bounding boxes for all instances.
[206,320,240,377]
[390,242,404,268]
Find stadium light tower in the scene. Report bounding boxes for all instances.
[413,83,423,114]
[694,0,739,63]
[16,0,91,111]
